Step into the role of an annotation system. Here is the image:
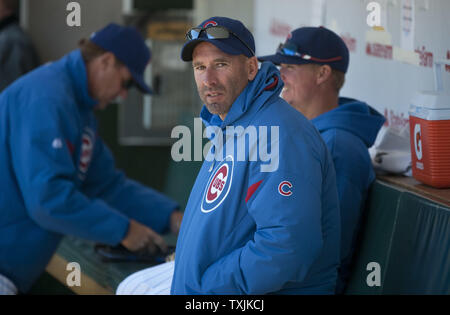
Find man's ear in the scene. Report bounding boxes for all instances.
[247,56,259,81]
[98,52,116,69]
[316,65,333,85]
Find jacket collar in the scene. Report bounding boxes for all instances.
[65,49,99,109]
[200,62,283,133]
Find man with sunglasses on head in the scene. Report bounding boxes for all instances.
[169,17,341,295]
[0,23,182,294]
[259,26,385,294]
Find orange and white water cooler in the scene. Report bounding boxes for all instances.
[409,60,450,188]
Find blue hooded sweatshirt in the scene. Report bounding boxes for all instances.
[171,62,341,294]
[311,97,385,294]
[0,50,178,293]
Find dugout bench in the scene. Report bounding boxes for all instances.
[31,175,450,295]
[345,175,450,294]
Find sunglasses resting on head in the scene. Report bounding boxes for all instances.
[277,42,343,63]
[185,25,255,57]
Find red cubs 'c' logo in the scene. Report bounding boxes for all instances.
[79,135,92,173]
[278,181,293,197]
[78,128,95,177]
[201,155,234,213]
[206,164,228,203]
[203,20,218,28]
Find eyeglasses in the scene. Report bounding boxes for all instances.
[115,61,135,91]
[122,79,134,90]
[186,25,255,56]
[277,42,343,63]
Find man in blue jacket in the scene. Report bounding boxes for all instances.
[170,17,341,294]
[0,23,182,294]
[259,26,386,294]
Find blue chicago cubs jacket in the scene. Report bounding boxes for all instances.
[171,62,341,294]
[0,50,178,293]
[311,98,385,294]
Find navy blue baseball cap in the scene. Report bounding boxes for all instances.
[258,27,349,73]
[90,23,152,94]
[181,16,255,61]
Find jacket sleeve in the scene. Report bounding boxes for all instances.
[9,98,129,245]
[335,175,363,259]
[325,130,366,263]
[199,157,327,294]
[81,137,179,234]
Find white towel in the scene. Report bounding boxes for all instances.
[369,125,412,176]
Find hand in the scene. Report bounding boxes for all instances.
[121,219,168,254]
[170,210,183,235]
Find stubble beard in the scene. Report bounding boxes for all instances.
[199,86,230,117]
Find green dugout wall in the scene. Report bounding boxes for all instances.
[346,181,450,294]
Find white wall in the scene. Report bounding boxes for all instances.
[254,0,450,129]
[254,0,326,56]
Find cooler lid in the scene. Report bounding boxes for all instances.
[410,91,450,110]
[409,106,450,120]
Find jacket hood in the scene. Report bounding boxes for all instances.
[312,97,385,147]
[201,61,283,131]
[65,49,99,109]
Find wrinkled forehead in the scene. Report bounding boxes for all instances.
[193,42,230,59]
[192,42,246,65]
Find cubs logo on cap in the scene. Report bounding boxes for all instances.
[203,20,218,28]
[181,16,255,62]
[201,155,234,213]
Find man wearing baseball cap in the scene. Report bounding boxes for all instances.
[168,17,341,294]
[0,23,182,294]
[259,26,386,294]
